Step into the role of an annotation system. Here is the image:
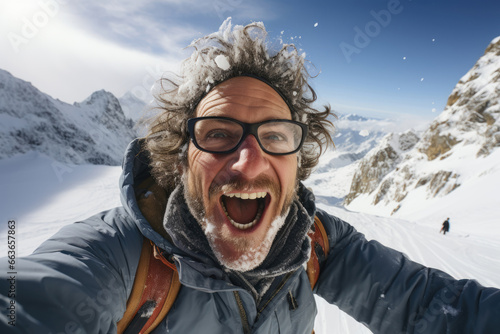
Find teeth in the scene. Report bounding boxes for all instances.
[225,192,267,199]
[221,198,265,230]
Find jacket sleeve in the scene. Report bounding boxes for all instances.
[314,210,500,334]
[0,207,143,334]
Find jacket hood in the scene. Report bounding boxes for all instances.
[119,138,178,252]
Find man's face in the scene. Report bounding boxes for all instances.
[184,76,298,271]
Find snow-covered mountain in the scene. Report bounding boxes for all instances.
[118,91,148,123]
[328,114,392,167]
[344,130,420,208]
[0,69,137,165]
[344,36,500,220]
[119,91,150,136]
[304,114,409,204]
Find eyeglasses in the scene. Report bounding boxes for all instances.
[187,116,308,155]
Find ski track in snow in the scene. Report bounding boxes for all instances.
[1,155,499,334]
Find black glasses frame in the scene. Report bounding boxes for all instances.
[187,116,308,155]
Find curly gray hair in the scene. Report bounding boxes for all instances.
[143,19,335,190]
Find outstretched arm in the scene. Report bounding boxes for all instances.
[0,208,143,333]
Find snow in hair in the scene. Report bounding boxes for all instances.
[145,18,334,190]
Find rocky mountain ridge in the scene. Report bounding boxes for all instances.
[344,36,500,215]
[0,69,137,165]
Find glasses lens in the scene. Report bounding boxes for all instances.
[193,118,243,152]
[257,121,303,154]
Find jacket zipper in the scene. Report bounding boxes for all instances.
[233,271,294,332]
[256,272,294,320]
[233,291,251,334]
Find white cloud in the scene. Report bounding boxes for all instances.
[0,1,206,103]
[1,17,181,103]
[0,0,283,104]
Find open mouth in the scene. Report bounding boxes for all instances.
[220,192,268,230]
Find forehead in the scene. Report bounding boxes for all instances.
[195,76,292,120]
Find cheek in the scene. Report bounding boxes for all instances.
[187,146,223,193]
[275,156,298,188]
[186,147,204,192]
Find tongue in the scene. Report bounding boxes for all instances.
[224,196,258,224]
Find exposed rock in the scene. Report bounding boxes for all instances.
[421,133,459,160]
[427,171,460,197]
[344,131,419,205]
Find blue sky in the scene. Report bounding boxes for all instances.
[1,0,499,122]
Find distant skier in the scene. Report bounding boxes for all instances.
[441,218,450,235]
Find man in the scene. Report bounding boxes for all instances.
[1,20,499,334]
[441,218,450,235]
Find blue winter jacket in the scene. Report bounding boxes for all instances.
[1,139,499,333]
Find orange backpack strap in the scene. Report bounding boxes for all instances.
[306,215,330,289]
[117,239,181,334]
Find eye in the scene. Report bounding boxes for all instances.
[262,132,288,142]
[206,130,230,139]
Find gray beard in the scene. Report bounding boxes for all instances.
[181,173,294,272]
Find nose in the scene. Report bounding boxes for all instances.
[229,135,270,179]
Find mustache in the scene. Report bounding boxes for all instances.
[209,174,281,200]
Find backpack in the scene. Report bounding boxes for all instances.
[117,215,330,334]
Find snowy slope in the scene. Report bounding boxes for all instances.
[0,69,136,165]
[1,153,498,334]
[0,153,122,252]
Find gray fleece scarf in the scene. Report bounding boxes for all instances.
[163,182,316,302]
